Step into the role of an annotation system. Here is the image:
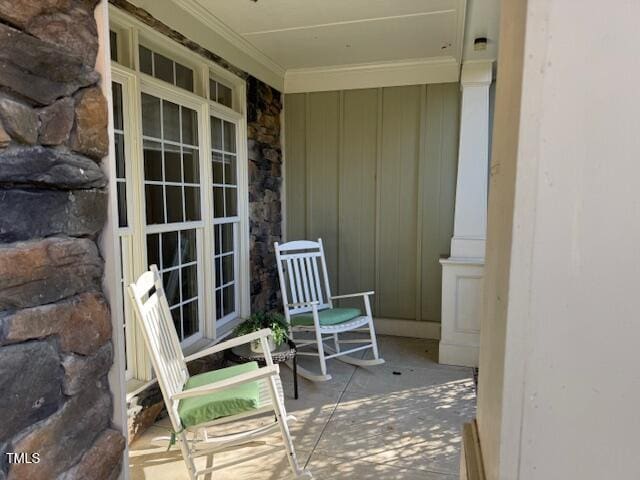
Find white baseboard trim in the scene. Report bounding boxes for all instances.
[439,341,479,367]
[373,318,441,340]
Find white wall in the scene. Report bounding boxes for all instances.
[478,0,640,479]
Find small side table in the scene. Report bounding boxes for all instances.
[227,339,298,400]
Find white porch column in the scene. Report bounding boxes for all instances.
[439,61,492,367]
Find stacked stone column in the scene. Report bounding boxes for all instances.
[247,78,284,313]
[0,1,124,479]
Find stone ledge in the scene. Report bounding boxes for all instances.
[0,237,103,310]
[0,292,111,355]
[0,146,107,188]
[0,188,107,242]
[0,23,98,105]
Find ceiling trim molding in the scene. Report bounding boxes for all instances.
[173,0,286,78]
[284,58,461,93]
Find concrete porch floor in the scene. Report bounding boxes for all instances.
[129,336,476,479]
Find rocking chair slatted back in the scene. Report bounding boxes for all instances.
[129,265,188,424]
[275,240,333,317]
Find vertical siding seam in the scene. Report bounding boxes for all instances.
[374,88,383,314]
[436,88,446,261]
[337,90,344,295]
[415,84,428,323]
[435,86,446,323]
[304,93,310,239]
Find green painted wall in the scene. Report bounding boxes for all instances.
[284,84,460,322]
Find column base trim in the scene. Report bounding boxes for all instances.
[460,419,486,480]
[439,341,479,367]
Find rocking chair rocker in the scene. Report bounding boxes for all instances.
[274,239,385,382]
[129,265,311,479]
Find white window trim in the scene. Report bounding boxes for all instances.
[109,6,250,385]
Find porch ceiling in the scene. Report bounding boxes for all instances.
[193,0,465,69]
[175,0,479,71]
[138,0,499,91]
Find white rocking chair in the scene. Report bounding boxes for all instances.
[129,266,311,479]
[274,239,384,382]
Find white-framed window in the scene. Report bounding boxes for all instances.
[211,112,241,326]
[109,6,250,383]
[111,69,138,381]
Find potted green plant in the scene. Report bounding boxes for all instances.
[234,311,289,353]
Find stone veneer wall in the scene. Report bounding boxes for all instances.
[110,1,285,442]
[0,1,125,480]
[247,78,284,313]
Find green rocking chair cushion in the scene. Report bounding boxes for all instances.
[291,307,362,327]
[178,361,260,428]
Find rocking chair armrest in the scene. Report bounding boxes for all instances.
[286,300,320,308]
[171,364,280,401]
[184,328,273,363]
[330,291,375,300]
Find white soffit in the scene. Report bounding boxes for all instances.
[174,0,468,92]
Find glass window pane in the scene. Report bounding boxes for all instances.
[213,187,224,218]
[143,140,163,181]
[110,31,118,62]
[112,83,123,130]
[184,186,201,222]
[164,144,181,182]
[209,79,217,101]
[164,270,181,306]
[175,63,194,91]
[221,223,234,253]
[223,285,235,316]
[162,100,180,143]
[215,289,222,319]
[115,134,125,178]
[183,148,199,183]
[215,257,222,288]
[223,121,236,153]
[117,182,127,228]
[139,46,152,75]
[180,229,196,263]
[217,83,233,108]
[182,264,198,301]
[212,152,223,184]
[146,233,160,268]
[222,254,234,283]
[181,107,198,146]
[141,93,161,138]
[145,184,164,224]
[162,231,179,269]
[225,187,237,217]
[211,117,223,150]
[154,52,174,83]
[166,185,184,223]
[224,154,236,185]
[170,306,182,340]
[214,225,221,255]
[182,301,198,338]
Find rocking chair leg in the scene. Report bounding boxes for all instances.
[368,318,381,360]
[333,333,340,353]
[179,433,198,480]
[315,326,328,377]
[267,376,306,478]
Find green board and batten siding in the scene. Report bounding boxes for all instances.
[284,84,460,323]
